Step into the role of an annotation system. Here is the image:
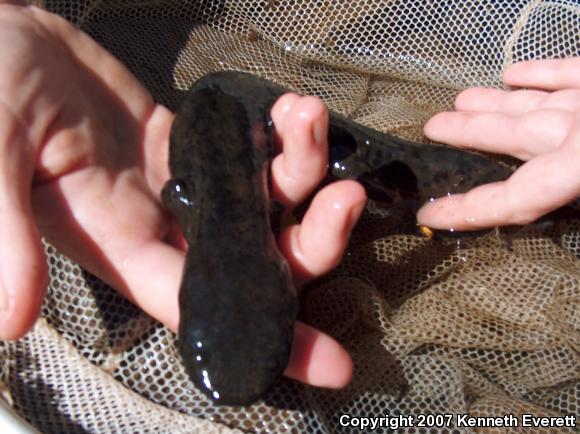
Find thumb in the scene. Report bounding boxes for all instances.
[0,110,47,340]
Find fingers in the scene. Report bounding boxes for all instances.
[0,109,47,340]
[32,171,184,333]
[142,104,174,195]
[417,128,580,230]
[0,202,47,340]
[284,321,353,388]
[27,6,155,120]
[114,240,184,331]
[424,109,574,160]
[425,58,580,161]
[504,58,580,91]
[278,180,366,285]
[454,87,545,113]
[270,93,329,207]
[455,87,580,114]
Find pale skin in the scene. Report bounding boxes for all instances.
[417,58,580,230]
[0,1,578,391]
[0,2,364,388]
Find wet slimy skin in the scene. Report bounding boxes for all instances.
[163,78,296,406]
[163,71,513,406]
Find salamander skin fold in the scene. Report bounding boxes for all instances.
[163,71,513,406]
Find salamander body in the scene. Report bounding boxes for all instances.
[163,71,513,406]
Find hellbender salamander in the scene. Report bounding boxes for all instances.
[162,71,513,406]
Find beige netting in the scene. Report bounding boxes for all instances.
[1,0,579,433]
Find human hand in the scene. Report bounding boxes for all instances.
[0,2,365,389]
[417,57,580,230]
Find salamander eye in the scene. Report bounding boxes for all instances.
[162,178,195,210]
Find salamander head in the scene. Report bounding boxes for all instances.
[177,261,297,406]
[178,311,295,405]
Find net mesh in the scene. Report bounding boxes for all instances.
[1,0,579,432]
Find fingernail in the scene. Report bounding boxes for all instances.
[0,285,8,312]
[313,120,326,146]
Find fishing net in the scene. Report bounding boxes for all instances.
[1,0,579,432]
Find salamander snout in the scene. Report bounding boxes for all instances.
[178,314,293,406]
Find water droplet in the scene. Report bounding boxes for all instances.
[202,370,212,390]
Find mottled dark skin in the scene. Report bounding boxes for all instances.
[163,71,513,407]
[326,116,513,202]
